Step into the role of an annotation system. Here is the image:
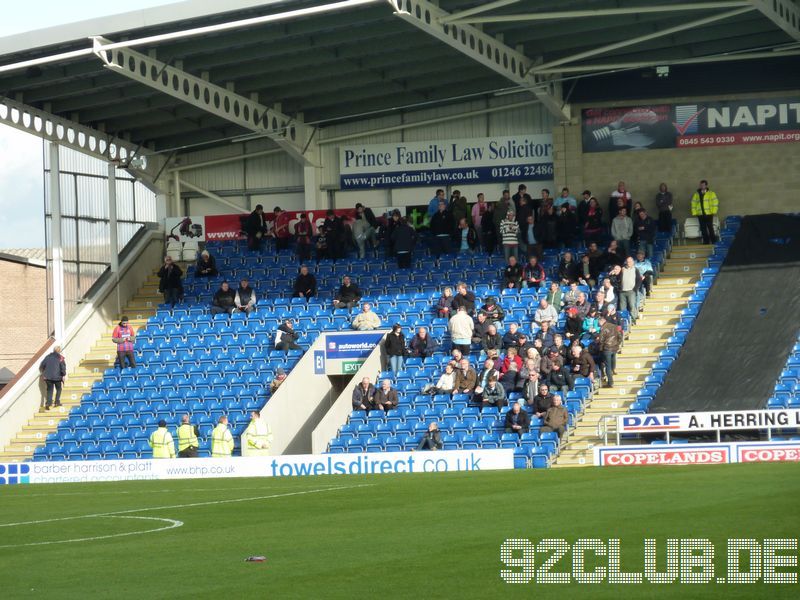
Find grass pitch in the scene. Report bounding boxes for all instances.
[0,462,798,599]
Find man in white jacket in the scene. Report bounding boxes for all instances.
[241,410,273,457]
[448,305,475,356]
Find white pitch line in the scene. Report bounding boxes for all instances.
[1,483,351,499]
[0,516,184,549]
[0,483,374,529]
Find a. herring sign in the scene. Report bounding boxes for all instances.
[339,135,554,189]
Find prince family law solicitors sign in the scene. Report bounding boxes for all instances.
[582,97,800,152]
[339,134,554,190]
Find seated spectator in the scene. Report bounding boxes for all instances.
[373,379,399,411]
[195,250,218,277]
[534,298,559,325]
[611,207,633,256]
[558,251,580,285]
[454,358,478,396]
[503,255,523,289]
[270,368,287,394]
[437,286,454,318]
[534,320,556,350]
[449,305,474,355]
[352,303,381,331]
[545,281,563,309]
[583,307,601,336]
[523,256,546,288]
[333,275,362,310]
[564,307,584,343]
[586,241,604,277]
[235,278,257,315]
[504,402,531,436]
[530,383,554,419]
[593,290,611,316]
[541,394,569,438]
[516,332,532,354]
[416,422,443,451]
[570,344,597,386]
[573,292,590,318]
[385,324,406,372]
[499,346,523,389]
[426,363,456,395]
[211,281,236,316]
[563,282,580,306]
[635,249,655,307]
[275,319,301,352]
[450,348,463,364]
[540,348,563,378]
[604,241,625,268]
[502,322,523,349]
[634,207,657,258]
[517,358,540,391]
[455,217,478,254]
[523,346,542,374]
[481,376,507,409]
[473,358,500,404]
[352,377,376,411]
[578,254,596,288]
[451,282,476,315]
[471,312,490,345]
[157,255,183,308]
[548,360,573,395]
[550,334,569,361]
[244,204,268,251]
[408,326,437,358]
[479,297,505,329]
[292,265,317,299]
[520,369,541,406]
[481,324,503,353]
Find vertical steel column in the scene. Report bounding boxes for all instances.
[49,143,65,342]
[108,162,119,273]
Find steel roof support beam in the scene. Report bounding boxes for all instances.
[749,0,800,40]
[91,37,317,166]
[387,0,569,121]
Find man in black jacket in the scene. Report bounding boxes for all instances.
[451,282,476,315]
[244,204,268,251]
[292,265,317,299]
[323,210,346,260]
[211,281,236,315]
[352,377,376,411]
[504,402,531,436]
[39,346,66,411]
[157,256,183,308]
[275,319,302,352]
[195,250,218,277]
[503,255,523,289]
[429,200,452,258]
[391,217,416,269]
[333,276,362,310]
[416,422,443,451]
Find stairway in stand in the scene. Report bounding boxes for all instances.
[553,244,712,468]
[0,273,163,462]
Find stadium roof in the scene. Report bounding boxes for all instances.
[0,0,798,157]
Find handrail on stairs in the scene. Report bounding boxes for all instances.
[596,414,619,446]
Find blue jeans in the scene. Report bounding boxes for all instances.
[389,355,405,373]
[601,351,616,386]
[503,245,519,261]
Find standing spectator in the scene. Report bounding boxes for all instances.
[556,204,577,248]
[530,383,554,419]
[211,281,236,316]
[691,179,719,244]
[244,204,267,251]
[352,303,381,331]
[211,416,234,457]
[541,395,569,438]
[455,217,478,254]
[536,205,558,250]
[323,210,346,259]
[503,255,523,289]
[481,324,503,354]
[481,376,507,409]
[333,276,362,310]
[408,327,437,358]
[385,324,406,372]
[534,298,559,325]
[449,190,468,226]
[271,207,292,251]
[384,209,401,257]
[175,414,200,458]
[427,188,446,219]
[523,256,546,288]
[39,345,66,411]
[481,202,497,254]
[598,315,622,387]
[270,368,287,394]
[512,184,527,210]
[112,316,136,370]
[449,305,474,355]
[315,224,329,262]
[611,207,633,256]
[392,216,416,269]
[499,209,520,261]
[148,420,175,459]
[472,193,488,244]
[195,250,218,277]
[583,197,604,244]
[635,249,656,307]
[374,379,399,411]
[504,402,530,436]
[275,319,301,352]
[555,187,577,210]
[609,181,632,220]
[416,422,443,451]
[234,278,257,315]
[437,287,454,319]
[537,188,553,219]
[655,182,674,233]
[522,214,539,259]
[352,377,377,411]
[493,190,513,234]
[454,358,478,396]
[157,256,183,308]
[451,282,476,315]
[619,256,641,323]
[577,189,591,229]
[430,200,453,258]
[479,297,505,329]
[352,204,377,258]
[474,358,500,404]
[294,212,313,262]
[558,252,580,285]
[603,240,625,268]
[604,266,622,303]
[292,265,317,300]
[515,195,533,253]
[634,207,657,258]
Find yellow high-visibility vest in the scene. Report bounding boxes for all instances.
[211,423,234,457]
[148,428,175,459]
[176,423,198,452]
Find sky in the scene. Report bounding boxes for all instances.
[0,1,177,249]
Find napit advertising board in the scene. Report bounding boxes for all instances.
[0,449,514,485]
[594,441,800,467]
[582,97,800,152]
[339,134,554,190]
[617,409,800,434]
